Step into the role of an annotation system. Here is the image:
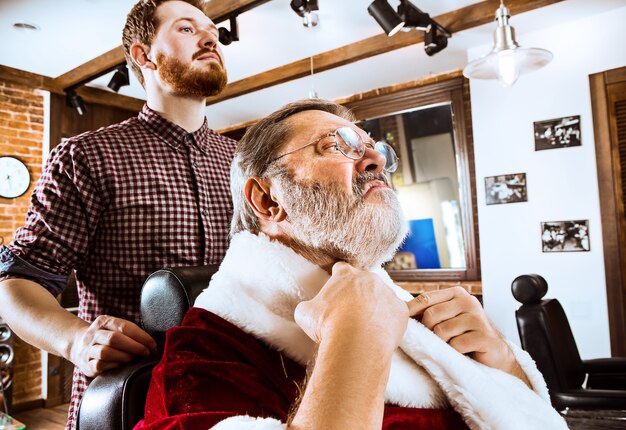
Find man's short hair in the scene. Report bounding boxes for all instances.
[122,0,206,87]
[230,98,355,235]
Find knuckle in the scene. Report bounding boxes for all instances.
[416,293,431,306]
[433,324,445,337]
[453,286,468,296]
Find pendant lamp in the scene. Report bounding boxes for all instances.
[463,2,553,87]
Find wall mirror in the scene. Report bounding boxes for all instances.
[343,76,479,281]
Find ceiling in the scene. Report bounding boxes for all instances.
[1,0,625,129]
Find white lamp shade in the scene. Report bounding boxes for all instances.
[463,47,553,86]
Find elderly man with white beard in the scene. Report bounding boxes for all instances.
[135,99,567,430]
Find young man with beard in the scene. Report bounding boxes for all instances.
[0,1,233,428]
[136,99,567,430]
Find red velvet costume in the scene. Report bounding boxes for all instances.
[136,307,469,429]
[135,231,566,430]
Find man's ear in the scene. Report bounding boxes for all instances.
[244,177,287,222]
[130,43,156,70]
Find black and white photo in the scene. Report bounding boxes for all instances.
[534,115,581,151]
[541,220,590,252]
[484,173,527,205]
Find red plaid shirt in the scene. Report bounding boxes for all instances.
[3,104,235,429]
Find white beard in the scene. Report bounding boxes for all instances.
[277,171,408,270]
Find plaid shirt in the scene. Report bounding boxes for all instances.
[1,104,235,429]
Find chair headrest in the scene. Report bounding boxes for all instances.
[511,274,548,304]
[140,265,219,345]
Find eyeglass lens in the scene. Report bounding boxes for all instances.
[336,127,399,173]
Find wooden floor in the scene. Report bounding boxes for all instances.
[11,403,69,430]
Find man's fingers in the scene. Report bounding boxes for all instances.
[407,288,462,316]
[95,315,157,352]
[89,343,136,362]
[431,312,481,342]
[92,329,152,356]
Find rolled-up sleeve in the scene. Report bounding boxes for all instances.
[2,138,104,295]
[0,246,68,296]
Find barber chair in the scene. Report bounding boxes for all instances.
[512,274,626,411]
[77,265,218,430]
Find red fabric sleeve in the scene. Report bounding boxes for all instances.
[135,307,305,429]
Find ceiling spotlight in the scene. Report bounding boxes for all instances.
[368,0,451,56]
[107,64,130,92]
[463,2,553,87]
[424,25,448,56]
[290,0,319,28]
[397,0,431,31]
[367,0,404,37]
[66,89,86,116]
[218,16,239,45]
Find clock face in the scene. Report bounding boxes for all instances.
[0,156,31,199]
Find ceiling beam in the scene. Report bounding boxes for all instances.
[50,0,263,90]
[206,0,563,105]
[0,64,144,111]
[54,46,125,90]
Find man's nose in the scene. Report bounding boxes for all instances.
[199,29,218,49]
[355,146,385,174]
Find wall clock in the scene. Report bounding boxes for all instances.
[0,156,31,199]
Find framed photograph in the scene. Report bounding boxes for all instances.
[534,115,581,151]
[541,220,590,252]
[484,173,527,205]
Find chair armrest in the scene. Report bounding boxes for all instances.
[554,388,626,410]
[582,358,626,390]
[77,357,160,430]
[582,357,626,373]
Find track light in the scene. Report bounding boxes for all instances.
[290,0,319,28]
[367,0,404,37]
[368,0,451,56]
[218,16,239,45]
[424,25,448,56]
[107,64,130,92]
[66,88,86,116]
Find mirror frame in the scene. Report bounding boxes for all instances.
[342,75,480,281]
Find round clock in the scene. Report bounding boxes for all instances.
[0,156,31,199]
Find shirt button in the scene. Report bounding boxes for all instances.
[192,161,198,168]
[202,209,209,216]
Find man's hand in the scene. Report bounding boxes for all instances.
[410,287,530,385]
[295,262,408,350]
[70,315,157,377]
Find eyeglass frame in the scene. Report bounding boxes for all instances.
[266,126,399,173]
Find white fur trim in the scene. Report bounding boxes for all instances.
[196,232,566,429]
[400,319,568,429]
[209,415,286,430]
[506,340,552,402]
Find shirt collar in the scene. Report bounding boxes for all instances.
[138,104,211,153]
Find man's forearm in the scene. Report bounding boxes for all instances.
[0,278,87,360]
[289,330,394,430]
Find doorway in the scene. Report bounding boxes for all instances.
[590,65,626,356]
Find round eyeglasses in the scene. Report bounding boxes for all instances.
[267,126,399,173]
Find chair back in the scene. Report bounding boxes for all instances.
[512,274,585,401]
[77,265,218,430]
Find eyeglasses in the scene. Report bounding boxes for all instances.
[267,126,399,173]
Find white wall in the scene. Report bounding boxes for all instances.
[469,5,626,358]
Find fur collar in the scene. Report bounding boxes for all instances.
[195,232,567,429]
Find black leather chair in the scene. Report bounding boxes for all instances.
[77,265,219,430]
[512,273,626,411]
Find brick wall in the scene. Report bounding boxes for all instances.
[0,80,45,406]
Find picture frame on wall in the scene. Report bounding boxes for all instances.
[534,115,581,151]
[541,220,590,252]
[484,173,527,205]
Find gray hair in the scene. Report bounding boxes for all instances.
[230,98,355,235]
